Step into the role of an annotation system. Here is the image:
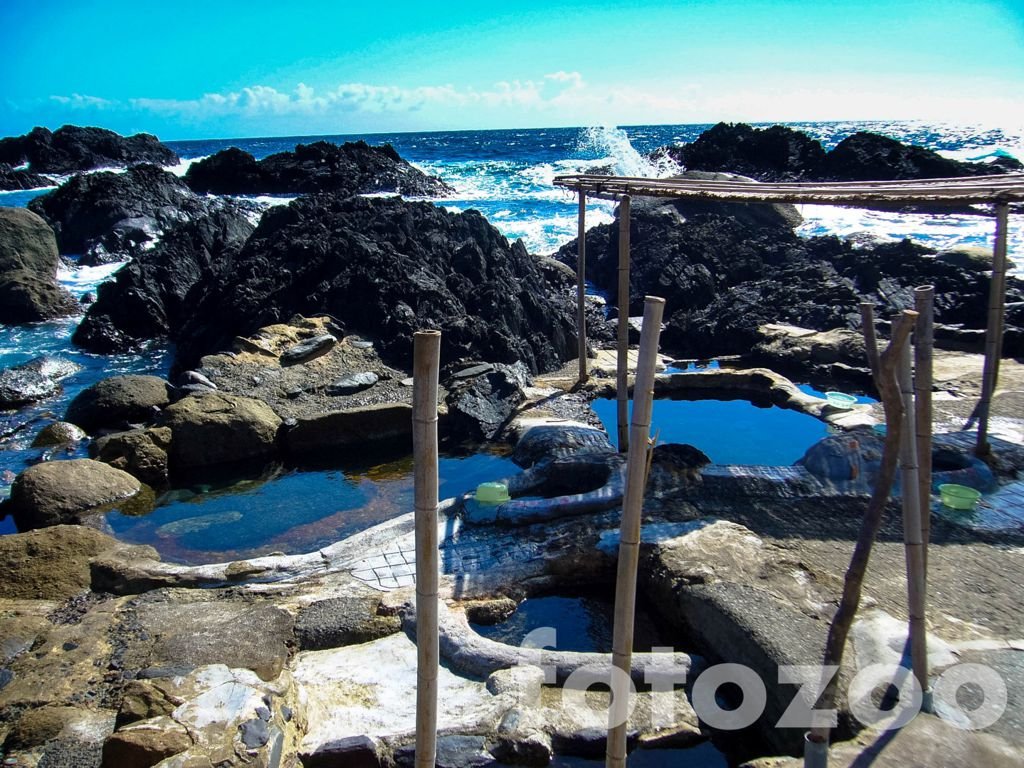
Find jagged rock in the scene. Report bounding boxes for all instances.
[0,356,82,408]
[0,207,78,323]
[821,131,1017,180]
[444,362,530,441]
[161,392,281,472]
[0,162,54,191]
[279,334,337,365]
[65,375,174,433]
[28,164,243,264]
[327,371,379,396]
[5,458,147,530]
[90,427,172,488]
[31,421,87,447]
[0,124,178,174]
[72,204,256,351]
[294,596,402,650]
[173,194,577,374]
[184,140,453,197]
[0,524,129,599]
[284,403,412,456]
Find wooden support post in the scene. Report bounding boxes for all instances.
[616,195,632,452]
[899,340,929,694]
[914,286,934,576]
[413,329,441,768]
[860,301,880,380]
[977,202,1010,455]
[606,296,665,768]
[577,193,589,383]
[808,310,918,759]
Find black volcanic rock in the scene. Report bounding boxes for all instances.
[0,163,54,191]
[653,122,1021,183]
[28,164,237,264]
[820,131,1019,180]
[556,197,1024,359]
[171,194,576,373]
[663,122,827,181]
[0,125,178,174]
[0,207,78,323]
[184,140,453,197]
[73,204,256,352]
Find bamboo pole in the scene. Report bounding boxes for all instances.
[898,340,929,694]
[807,310,918,759]
[914,286,934,576]
[976,202,1010,455]
[577,193,589,383]
[606,296,666,768]
[859,301,880,380]
[617,195,632,453]
[413,329,441,768]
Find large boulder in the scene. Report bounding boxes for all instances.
[0,163,54,191]
[0,356,82,408]
[821,131,1018,180]
[90,427,172,488]
[5,458,146,530]
[173,194,578,374]
[0,207,78,323]
[161,392,281,471]
[65,374,174,433]
[0,125,178,174]
[27,164,241,264]
[72,205,256,352]
[184,140,453,197]
[0,524,126,599]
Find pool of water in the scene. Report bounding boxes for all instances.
[470,593,667,653]
[797,382,877,405]
[100,451,518,564]
[591,396,828,466]
[550,742,727,767]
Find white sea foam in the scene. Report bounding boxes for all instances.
[57,260,126,297]
[167,155,206,176]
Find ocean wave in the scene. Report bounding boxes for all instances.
[57,259,127,297]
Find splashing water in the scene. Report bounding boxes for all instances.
[577,125,679,178]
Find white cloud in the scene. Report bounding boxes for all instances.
[49,93,115,109]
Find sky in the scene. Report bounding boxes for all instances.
[2,0,1023,140]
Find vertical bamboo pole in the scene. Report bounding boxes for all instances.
[607,296,665,768]
[808,310,917,758]
[914,286,934,576]
[413,329,441,768]
[977,201,1009,455]
[577,193,589,383]
[899,341,929,694]
[616,195,632,453]
[860,301,880,380]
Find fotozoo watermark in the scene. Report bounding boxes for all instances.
[517,627,1010,733]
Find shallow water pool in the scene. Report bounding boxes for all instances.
[102,451,518,564]
[592,396,828,466]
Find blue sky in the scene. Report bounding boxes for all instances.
[2,0,1022,140]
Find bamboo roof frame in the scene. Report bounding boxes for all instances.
[553,171,1023,456]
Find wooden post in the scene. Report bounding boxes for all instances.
[977,201,1009,455]
[607,296,665,768]
[899,340,929,694]
[860,301,880,380]
[577,193,589,383]
[808,310,918,755]
[914,286,934,575]
[413,329,441,768]
[616,195,632,452]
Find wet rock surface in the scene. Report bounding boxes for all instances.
[0,207,78,324]
[0,124,178,174]
[0,163,54,191]
[184,139,453,197]
[0,356,81,408]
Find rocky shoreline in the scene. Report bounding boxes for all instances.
[1,122,1023,766]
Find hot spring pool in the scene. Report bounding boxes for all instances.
[101,451,518,564]
[591,396,829,466]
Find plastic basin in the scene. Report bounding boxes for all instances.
[825,391,858,410]
[938,483,981,510]
[475,481,510,504]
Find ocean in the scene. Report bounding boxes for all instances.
[1,120,1022,515]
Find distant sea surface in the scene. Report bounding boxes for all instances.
[1,120,1022,511]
